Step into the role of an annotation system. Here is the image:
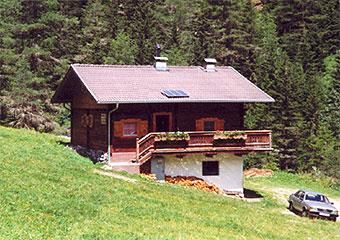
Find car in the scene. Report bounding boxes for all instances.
[288,190,338,221]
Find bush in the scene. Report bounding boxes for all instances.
[243,152,279,171]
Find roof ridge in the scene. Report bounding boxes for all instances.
[71,63,232,69]
[71,64,152,68]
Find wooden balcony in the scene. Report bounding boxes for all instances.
[136,130,272,164]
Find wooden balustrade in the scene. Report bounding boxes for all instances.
[136,130,272,164]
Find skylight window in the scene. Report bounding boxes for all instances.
[161,89,189,98]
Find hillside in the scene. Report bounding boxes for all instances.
[0,0,339,181]
[0,126,339,239]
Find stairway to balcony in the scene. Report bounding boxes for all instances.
[109,152,140,174]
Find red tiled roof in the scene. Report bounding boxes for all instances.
[52,64,274,104]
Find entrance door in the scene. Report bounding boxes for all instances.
[153,112,172,132]
[151,158,165,180]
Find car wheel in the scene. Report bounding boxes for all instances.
[329,217,336,222]
[288,202,294,211]
[302,209,309,218]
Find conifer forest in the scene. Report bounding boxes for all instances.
[0,0,339,181]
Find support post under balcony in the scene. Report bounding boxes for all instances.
[136,137,139,162]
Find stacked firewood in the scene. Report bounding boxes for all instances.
[165,176,223,194]
[244,168,273,177]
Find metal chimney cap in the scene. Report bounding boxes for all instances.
[204,58,217,63]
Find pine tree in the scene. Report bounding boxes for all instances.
[321,52,340,139]
[77,0,110,63]
[246,12,305,170]
[299,123,339,178]
[104,32,137,64]
[188,0,215,65]
[118,0,165,64]
[207,0,256,78]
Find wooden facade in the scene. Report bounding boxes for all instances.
[70,88,249,153]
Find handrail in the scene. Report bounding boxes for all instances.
[136,130,272,163]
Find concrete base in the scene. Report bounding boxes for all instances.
[154,153,244,194]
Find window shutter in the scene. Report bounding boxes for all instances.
[196,119,204,131]
[138,120,148,137]
[216,119,225,131]
[114,121,123,137]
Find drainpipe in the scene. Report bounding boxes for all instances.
[107,103,119,163]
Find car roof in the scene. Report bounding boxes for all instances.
[299,189,324,196]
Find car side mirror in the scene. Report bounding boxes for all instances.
[331,202,334,205]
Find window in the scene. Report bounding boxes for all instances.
[298,192,305,200]
[114,119,148,138]
[204,121,215,131]
[305,194,329,203]
[202,161,219,176]
[123,123,137,136]
[100,113,107,125]
[196,118,224,131]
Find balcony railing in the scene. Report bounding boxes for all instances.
[136,130,272,164]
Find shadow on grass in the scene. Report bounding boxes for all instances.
[56,141,101,164]
[57,140,69,147]
[244,188,263,199]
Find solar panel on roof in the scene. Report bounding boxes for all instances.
[161,89,189,98]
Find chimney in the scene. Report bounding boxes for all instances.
[154,44,168,71]
[154,56,168,71]
[204,58,217,72]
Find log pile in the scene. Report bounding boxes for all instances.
[244,168,273,177]
[165,176,223,194]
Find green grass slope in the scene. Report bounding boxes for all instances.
[0,126,339,240]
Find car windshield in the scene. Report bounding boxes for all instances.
[305,194,329,203]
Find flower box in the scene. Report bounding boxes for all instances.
[213,131,247,140]
[154,140,188,148]
[154,132,190,142]
[213,131,247,146]
[213,138,246,146]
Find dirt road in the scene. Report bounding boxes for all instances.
[266,186,340,222]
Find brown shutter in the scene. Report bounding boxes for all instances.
[114,121,123,137]
[216,119,225,131]
[196,119,204,131]
[138,120,148,137]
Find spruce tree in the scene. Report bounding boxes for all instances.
[78,0,110,63]
[104,32,137,65]
[246,12,305,170]
[207,0,256,78]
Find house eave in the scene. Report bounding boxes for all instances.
[96,99,275,104]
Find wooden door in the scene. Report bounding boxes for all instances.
[153,112,172,132]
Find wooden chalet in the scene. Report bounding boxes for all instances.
[52,57,274,194]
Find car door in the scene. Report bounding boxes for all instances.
[291,191,301,209]
[295,191,305,211]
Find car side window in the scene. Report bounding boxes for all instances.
[298,192,305,200]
